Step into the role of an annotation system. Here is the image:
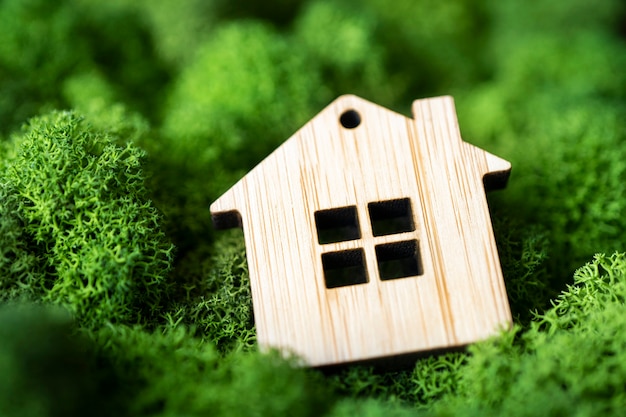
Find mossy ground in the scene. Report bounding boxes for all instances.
[0,0,624,416]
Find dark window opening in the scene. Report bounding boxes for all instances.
[315,206,360,244]
[322,249,368,288]
[375,240,423,280]
[368,198,415,236]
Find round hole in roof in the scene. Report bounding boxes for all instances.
[339,109,361,129]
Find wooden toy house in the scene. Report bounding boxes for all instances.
[210,95,512,367]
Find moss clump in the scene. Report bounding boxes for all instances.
[429,253,626,417]
[88,324,333,417]
[457,34,626,278]
[0,304,107,417]
[0,0,84,133]
[0,0,170,135]
[0,111,173,327]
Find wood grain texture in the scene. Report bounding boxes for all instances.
[211,95,512,367]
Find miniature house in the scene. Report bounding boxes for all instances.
[210,95,512,367]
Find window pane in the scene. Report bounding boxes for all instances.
[315,206,361,244]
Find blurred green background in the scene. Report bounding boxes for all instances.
[0,0,624,416]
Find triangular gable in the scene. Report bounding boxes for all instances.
[211,94,511,228]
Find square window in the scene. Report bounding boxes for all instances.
[315,206,360,244]
[322,249,368,288]
[375,240,423,280]
[368,198,415,236]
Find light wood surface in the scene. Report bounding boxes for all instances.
[211,95,512,367]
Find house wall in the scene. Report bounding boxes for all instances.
[213,95,511,366]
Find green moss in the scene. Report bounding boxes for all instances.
[430,253,626,417]
[129,0,218,66]
[360,0,491,97]
[0,0,170,135]
[153,21,327,251]
[0,304,106,417]
[0,0,625,415]
[161,21,324,168]
[62,72,151,146]
[327,253,626,416]
[293,1,398,105]
[327,399,417,417]
[89,324,333,417]
[491,217,551,324]
[162,230,255,353]
[456,18,626,279]
[327,352,467,408]
[1,111,173,327]
[0,0,84,133]
[0,187,42,302]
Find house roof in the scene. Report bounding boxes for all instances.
[211,94,510,225]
